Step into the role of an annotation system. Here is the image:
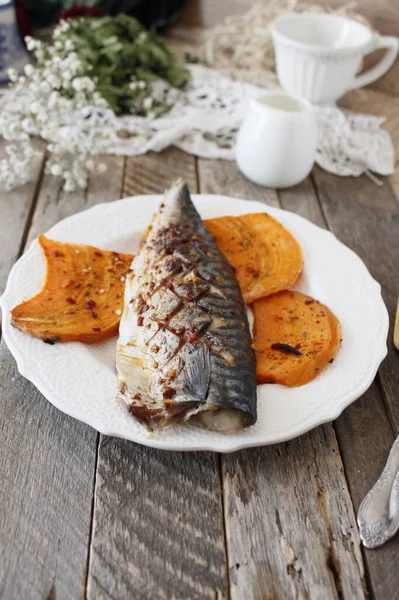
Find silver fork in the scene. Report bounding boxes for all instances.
[358,436,399,548]
[357,296,399,549]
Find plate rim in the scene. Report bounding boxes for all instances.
[0,194,389,452]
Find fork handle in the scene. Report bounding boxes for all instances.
[358,435,399,548]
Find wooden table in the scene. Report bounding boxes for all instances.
[1,85,399,600]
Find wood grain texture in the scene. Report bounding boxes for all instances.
[198,158,279,207]
[0,158,123,597]
[87,152,228,599]
[27,155,124,243]
[279,177,326,227]
[87,439,228,600]
[0,341,97,600]
[201,160,366,599]
[312,167,399,430]
[224,426,366,600]
[123,147,197,197]
[282,171,399,599]
[0,142,44,307]
[334,383,399,600]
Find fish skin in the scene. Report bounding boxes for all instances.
[116,181,257,432]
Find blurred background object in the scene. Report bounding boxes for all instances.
[102,0,189,31]
[16,0,189,30]
[0,0,28,82]
[178,0,399,95]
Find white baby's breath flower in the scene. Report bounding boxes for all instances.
[47,120,58,132]
[25,36,39,51]
[4,122,21,138]
[129,82,138,90]
[24,64,34,77]
[30,101,41,114]
[67,51,78,62]
[50,164,62,176]
[83,78,93,91]
[93,95,107,108]
[72,78,83,92]
[48,91,58,109]
[47,75,61,88]
[62,69,73,82]
[64,180,76,192]
[28,81,39,93]
[138,81,146,90]
[59,20,70,33]
[0,25,121,193]
[71,60,82,74]
[40,81,51,94]
[143,97,153,110]
[21,118,35,133]
[64,39,75,52]
[7,68,18,82]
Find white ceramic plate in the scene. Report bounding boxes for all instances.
[0,195,388,452]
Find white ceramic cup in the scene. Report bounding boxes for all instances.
[270,13,399,105]
[235,91,317,188]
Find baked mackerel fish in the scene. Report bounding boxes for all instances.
[116,181,257,433]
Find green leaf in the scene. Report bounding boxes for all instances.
[52,14,191,116]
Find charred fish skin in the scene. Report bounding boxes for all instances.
[116,181,257,432]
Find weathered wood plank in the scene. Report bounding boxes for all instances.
[87,150,228,600]
[88,439,227,600]
[199,159,366,599]
[224,426,366,600]
[0,156,123,598]
[28,155,124,243]
[311,167,399,599]
[198,158,280,207]
[0,142,44,311]
[288,171,399,599]
[279,177,326,227]
[312,168,399,431]
[334,383,399,600]
[123,147,197,198]
[0,342,97,600]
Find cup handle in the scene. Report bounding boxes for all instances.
[349,34,399,90]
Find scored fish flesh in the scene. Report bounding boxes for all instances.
[116,181,257,433]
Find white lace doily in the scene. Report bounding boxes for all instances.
[1,64,393,180]
[104,65,394,179]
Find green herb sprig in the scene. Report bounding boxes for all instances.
[58,15,191,116]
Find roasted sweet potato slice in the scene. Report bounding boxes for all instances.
[205,213,302,303]
[11,235,134,343]
[253,291,341,387]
